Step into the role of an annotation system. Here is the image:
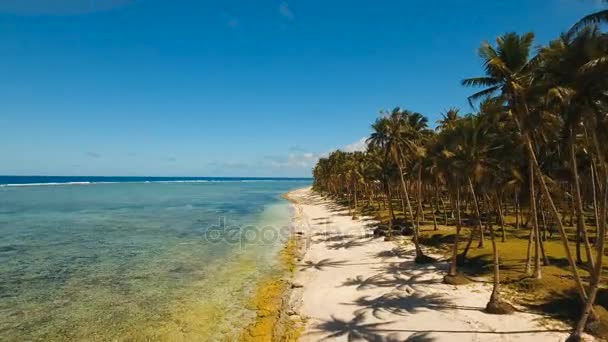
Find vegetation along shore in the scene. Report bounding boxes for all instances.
[311,7,608,342]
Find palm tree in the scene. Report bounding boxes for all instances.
[312,11,608,339]
[365,125,398,239]
[437,108,461,131]
[368,112,423,258]
[462,32,589,303]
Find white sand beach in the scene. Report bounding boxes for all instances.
[285,187,586,342]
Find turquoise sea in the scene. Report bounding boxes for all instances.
[0,178,310,341]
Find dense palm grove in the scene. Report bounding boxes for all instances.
[312,8,608,341]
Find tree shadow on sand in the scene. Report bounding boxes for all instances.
[308,313,404,342]
[327,237,374,250]
[341,273,443,291]
[380,260,443,277]
[310,313,569,341]
[346,292,452,319]
[316,234,357,243]
[300,258,349,271]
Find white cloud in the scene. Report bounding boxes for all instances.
[264,152,321,169]
[342,137,368,153]
[258,137,369,175]
[279,2,294,20]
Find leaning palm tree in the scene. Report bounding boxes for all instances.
[462,32,589,304]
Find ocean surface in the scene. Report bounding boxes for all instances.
[0,177,311,341]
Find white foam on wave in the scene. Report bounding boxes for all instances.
[0,179,307,187]
[0,181,93,187]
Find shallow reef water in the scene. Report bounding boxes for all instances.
[0,180,308,341]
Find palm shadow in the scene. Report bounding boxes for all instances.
[380,260,443,277]
[373,247,418,260]
[328,237,373,250]
[317,234,356,243]
[310,313,438,341]
[309,313,403,342]
[300,258,349,271]
[404,332,436,342]
[347,292,452,319]
[341,273,443,291]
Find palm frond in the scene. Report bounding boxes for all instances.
[569,9,608,36]
[466,86,500,107]
[461,77,498,88]
[579,55,608,74]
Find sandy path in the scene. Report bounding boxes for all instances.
[286,187,579,342]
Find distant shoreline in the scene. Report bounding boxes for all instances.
[0,175,312,187]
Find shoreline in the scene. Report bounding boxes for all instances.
[238,188,309,341]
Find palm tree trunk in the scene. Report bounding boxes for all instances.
[347,185,353,216]
[417,168,425,224]
[383,179,395,237]
[448,184,462,277]
[496,195,507,242]
[353,182,358,218]
[538,198,550,265]
[442,196,449,225]
[468,176,485,248]
[515,192,520,230]
[486,194,502,306]
[528,165,541,279]
[591,161,601,248]
[432,184,439,231]
[570,128,607,340]
[517,124,588,303]
[397,166,424,257]
[570,139,594,269]
[525,222,534,275]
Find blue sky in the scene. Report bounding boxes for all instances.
[0,0,602,177]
